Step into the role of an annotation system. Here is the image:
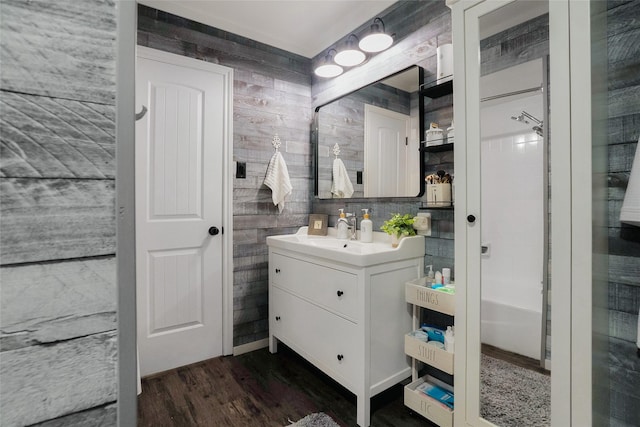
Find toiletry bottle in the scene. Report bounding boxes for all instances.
[445,326,455,353]
[360,209,373,243]
[442,267,451,285]
[425,265,435,286]
[435,271,443,286]
[336,209,349,239]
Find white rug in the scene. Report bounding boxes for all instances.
[288,412,340,427]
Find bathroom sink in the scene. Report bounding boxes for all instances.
[266,227,425,267]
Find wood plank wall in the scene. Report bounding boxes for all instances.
[137,5,313,348]
[606,2,640,425]
[0,0,118,425]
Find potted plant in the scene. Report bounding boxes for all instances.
[380,213,417,247]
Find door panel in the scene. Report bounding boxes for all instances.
[364,104,411,197]
[149,83,203,218]
[136,49,227,377]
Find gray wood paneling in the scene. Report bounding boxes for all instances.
[0,0,116,105]
[31,404,117,427]
[0,331,117,427]
[0,178,115,265]
[607,2,640,425]
[0,258,116,351]
[1,92,115,179]
[0,0,117,423]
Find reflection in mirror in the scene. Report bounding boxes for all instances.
[478,2,551,426]
[314,66,424,199]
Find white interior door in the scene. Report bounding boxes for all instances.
[364,104,412,197]
[136,47,231,377]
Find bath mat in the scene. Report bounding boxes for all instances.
[481,353,551,427]
[287,412,340,427]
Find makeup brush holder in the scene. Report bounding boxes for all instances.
[426,183,452,207]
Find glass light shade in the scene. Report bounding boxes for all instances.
[359,33,393,53]
[334,49,366,67]
[314,63,343,78]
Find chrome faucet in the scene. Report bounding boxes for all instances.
[335,211,358,240]
[345,212,357,240]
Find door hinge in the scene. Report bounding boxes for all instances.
[405,137,408,146]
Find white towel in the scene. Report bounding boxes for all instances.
[331,158,354,198]
[264,151,292,213]
[621,136,640,226]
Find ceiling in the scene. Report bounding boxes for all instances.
[138,0,398,58]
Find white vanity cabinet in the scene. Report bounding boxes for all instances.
[267,233,424,427]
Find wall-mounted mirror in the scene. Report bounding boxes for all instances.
[314,66,424,199]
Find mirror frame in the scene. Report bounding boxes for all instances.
[313,65,426,200]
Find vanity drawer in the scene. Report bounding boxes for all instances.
[270,253,358,321]
[404,377,454,427]
[270,286,359,389]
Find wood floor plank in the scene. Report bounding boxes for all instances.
[138,346,431,427]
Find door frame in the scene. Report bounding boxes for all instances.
[135,45,234,371]
[116,3,233,425]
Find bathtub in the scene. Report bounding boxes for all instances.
[481,298,542,360]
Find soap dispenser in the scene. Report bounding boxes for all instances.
[336,209,349,239]
[360,209,373,243]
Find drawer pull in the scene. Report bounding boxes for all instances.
[336,290,344,297]
[275,268,281,273]
[336,354,344,361]
[275,316,281,321]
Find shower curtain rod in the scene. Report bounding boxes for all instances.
[481,86,542,102]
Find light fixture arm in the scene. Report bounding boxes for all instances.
[372,17,386,32]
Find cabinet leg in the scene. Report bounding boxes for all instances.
[269,334,278,354]
[356,393,371,427]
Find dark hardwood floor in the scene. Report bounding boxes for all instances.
[138,345,433,426]
[482,344,550,376]
[138,343,549,426]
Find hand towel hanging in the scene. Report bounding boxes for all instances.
[264,134,292,213]
[331,158,354,198]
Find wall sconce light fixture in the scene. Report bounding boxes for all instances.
[314,48,344,78]
[334,34,366,67]
[314,17,393,78]
[359,17,393,53]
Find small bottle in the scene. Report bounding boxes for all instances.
[434,271,443,286]
[360,209,373,243]
[442,268,451,285]
[445,326,455,353]
[426,265,435,286]
[336,209,349,239]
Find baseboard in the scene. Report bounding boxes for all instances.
[544,358,551,371]
[233,338,269,356]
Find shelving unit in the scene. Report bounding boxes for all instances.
[403,277,455,427]
[421,142,454,153]
[420,78,453,99]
